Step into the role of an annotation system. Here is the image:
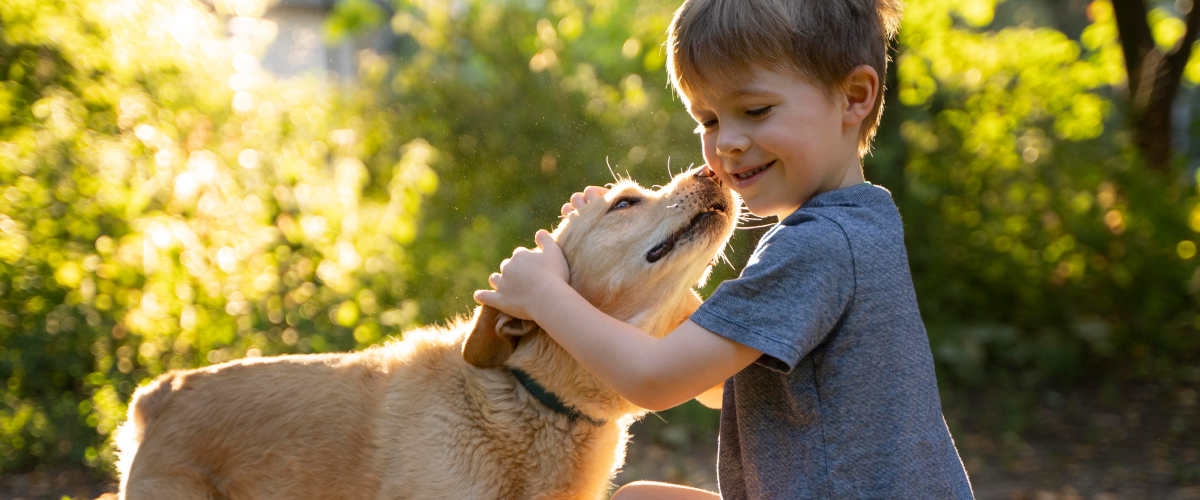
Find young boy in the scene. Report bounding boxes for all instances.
[475,0,974,497]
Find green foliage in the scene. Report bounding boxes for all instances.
[373,0,714,322]
[324,0,386,43]
[891,0,1200,388]
[0,0,1198,476]
[0,0,437,471]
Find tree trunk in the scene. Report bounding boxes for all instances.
[1111,0,1199,171]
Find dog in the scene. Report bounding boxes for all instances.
[115,166,738,499]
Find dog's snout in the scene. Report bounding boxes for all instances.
[693,165,721,186]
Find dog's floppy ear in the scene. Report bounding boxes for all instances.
[462,306,538,368]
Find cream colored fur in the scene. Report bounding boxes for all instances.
[115,168,738,500]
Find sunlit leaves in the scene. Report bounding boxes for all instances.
[1149,7,1188,51]
[324,0,386,44]
[1054,93,1108,140]
[0,0,440,471]
[898,0,1199,387]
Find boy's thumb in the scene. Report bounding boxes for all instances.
[473,289,494,305]
[534,230,554,249]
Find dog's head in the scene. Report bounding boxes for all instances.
[464,166,739,369]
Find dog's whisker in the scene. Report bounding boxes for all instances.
[606,156,619,183]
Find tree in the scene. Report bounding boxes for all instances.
[1111,0,1200,171]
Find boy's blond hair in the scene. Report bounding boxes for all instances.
[666,0,904,156]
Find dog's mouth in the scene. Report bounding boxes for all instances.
[645,201,729,263]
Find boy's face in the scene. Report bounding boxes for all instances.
[685,66,863,219]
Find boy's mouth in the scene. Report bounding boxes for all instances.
[733,160,774,180]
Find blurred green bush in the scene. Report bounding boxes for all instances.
[0,0,440,471]
[892,0,1200,390]
[0,0,1196,476]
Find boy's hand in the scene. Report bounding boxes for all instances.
[561,186,609,216]
[473,230,569,321]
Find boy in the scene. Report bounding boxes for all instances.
[475,0,974,497]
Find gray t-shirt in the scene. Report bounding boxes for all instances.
[690,184,973,499]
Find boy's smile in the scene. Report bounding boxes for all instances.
[685,66,873,219]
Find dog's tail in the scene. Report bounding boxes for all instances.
[115,373,178,491]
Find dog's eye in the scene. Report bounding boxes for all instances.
[608,197,640,212]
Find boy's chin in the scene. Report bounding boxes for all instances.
[741,200,795,220]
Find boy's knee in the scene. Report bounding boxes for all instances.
[611,481,661,500]
[611,481,719,500]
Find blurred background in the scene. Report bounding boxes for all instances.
[0,0,1198,498]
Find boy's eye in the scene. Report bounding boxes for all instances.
[693,119,718,134]
[746,106,771,117]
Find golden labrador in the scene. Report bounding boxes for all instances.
[116,166,738,500]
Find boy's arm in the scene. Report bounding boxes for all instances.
[509,277,756,411]
[694,383,724,409]
[475,232,759,412]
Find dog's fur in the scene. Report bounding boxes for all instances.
[115,168,738,500]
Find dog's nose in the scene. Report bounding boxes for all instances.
[694,165,721,185]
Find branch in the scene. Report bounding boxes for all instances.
[1111,0,1154,95]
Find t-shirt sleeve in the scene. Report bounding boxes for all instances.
[690,215,855,373]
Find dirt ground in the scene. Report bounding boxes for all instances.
[2,384,1197,500]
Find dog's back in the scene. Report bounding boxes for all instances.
[117,351,391,499]
[116,323,623,500]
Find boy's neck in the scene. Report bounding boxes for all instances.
[835,160,866,190]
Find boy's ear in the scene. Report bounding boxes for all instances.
[462,306,539,368]
[841,64,879,128]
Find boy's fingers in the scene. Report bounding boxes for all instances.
[582,185,608,202]
[570,192,586,210]
[488,272,501,288]
[564,187,609,215]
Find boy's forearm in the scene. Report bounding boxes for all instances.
[523,281,761,411]
[527,281,671,409]
[528,281,726,411]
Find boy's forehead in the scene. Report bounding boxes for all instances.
[683,65,829,114]
[687,84,775,109]
[681,75,751,110]
[682,68,790,112]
